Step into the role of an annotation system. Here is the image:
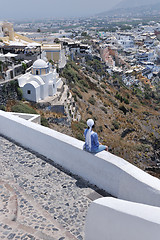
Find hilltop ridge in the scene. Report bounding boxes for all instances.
[99,0,160,17]
[114,0,160,9]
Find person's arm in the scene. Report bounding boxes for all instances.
[83,129,87,150]
[95,133,108,151]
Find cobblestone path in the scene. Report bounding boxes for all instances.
[0,135,107,240]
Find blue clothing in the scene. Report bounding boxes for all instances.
[84,128,106,153]
[93,144,106,153]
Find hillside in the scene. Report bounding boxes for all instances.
[60,60,160,177]
[1,64,159,178]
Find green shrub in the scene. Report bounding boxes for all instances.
[76,133,84,141]
[22,62,27,71]
[100,106,107,114]
[88,96,96,105]
[115,93,122,101]
[101,83,106,89]
[78,85,88,93]
[143,111,150,116]
[41,116,49,127]
[123,98,129,104]
[0,105,6,111]
[10,80,17,89]
[119,105,128,115]
[98,126,103,132]
[73,94,77,102]
[87,110,92,115]
[73,121,86,132]
[16,88,23,100]
[112,120,120,129]
[11,102,37,114]
[93,116,97,121]
[72,88,82,99]
[79,79,89,88]
[109,98,118,107]
[96,92,101,97]
[131,103,139,108]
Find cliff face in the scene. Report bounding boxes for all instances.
[0,80,22,108]
[59,61,160,177]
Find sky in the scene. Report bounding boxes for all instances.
[0,0,122,20]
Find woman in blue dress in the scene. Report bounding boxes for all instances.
[83,119,108,153]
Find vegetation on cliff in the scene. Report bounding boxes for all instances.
[61,60,160,176]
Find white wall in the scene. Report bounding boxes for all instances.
[10,113,41,124]
[0,110,160,207]
[23,83,39,102]
[85,197,160,240]
[1,110,160,239]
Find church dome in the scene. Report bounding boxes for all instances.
[33,59,48,69]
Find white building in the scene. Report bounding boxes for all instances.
[18,59,62,102]
[136,50,155,62]
[116,33,134,49]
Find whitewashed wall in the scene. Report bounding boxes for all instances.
[0,110,160,207]
[1,110,160,240]
[10,112,41,124]
[85,197,160,240]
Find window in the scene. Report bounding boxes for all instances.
[27,90,31,94]
[36,70,39,75]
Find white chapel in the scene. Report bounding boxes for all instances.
[18,59,62,102]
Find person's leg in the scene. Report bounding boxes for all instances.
[93,145,107,153]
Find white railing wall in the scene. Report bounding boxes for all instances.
[85,197,160,240]
[0,110,160,240]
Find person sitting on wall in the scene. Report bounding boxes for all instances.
[83,118,108,153]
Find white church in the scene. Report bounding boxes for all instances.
[18,59,62,102]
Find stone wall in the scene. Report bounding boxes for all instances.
[0,80,21,107]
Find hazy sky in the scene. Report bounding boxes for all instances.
[0,0,122,20]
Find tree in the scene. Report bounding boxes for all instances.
[22,62,27,73]
[54,38,60,44]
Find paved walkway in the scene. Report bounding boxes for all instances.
[0,135,109,240]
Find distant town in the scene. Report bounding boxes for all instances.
[1,16,160,98]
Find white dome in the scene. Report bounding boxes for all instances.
[33,59,48,69]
